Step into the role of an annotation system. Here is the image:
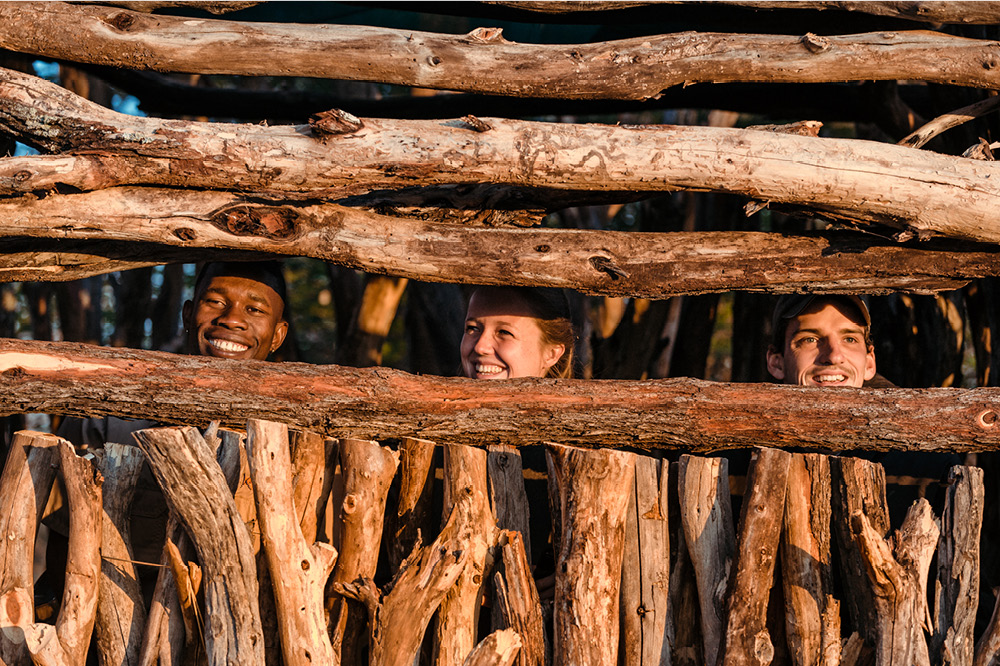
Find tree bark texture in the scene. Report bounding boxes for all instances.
[678,454,735,666]
[329,438,398,664]
[620,454,671,666]
[23,440,103,666]
[94,442,147,666]
[718,448,791,666]
[3,338,1000,452]
[2,65,1000,241]
[832,456,890,649]
[137,519,187,666]
[461,629,522,666]
[934,466,983,666]
[436,444,496,666]
[133,426,264,666]
[245,420,339,666]
[384,437,436,573]
[4,5,1000,97]
[0,432,60,666]
[289,429,335,545]
[487,445,532,565]
[781,453,840,666]
[548,444,635,666]
[493,530,545,666]
[11,189,1000,297]
[852,499,939,666]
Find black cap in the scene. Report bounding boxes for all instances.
[772,294,871,336]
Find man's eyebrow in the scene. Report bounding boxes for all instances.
[792,326,866,336]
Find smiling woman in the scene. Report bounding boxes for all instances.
[460,286,576,381]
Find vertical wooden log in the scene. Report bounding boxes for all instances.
[620,454,671,666]
[23,440,103,666]
[246,419,339,666]
[94,442,147,666]
[493,530,545,666]
[852,499,939,666]
[436,444,495,666]
[290,429,336,544]
[782,453,840,666]
[831,456,890,648]
[0,432,60,666]
[487,444,532,561]
[933,466,982,666]
[137,518,188,666]
[462,629,522,666]
[330,438,399,664]
[719,447,791,666]
[385,436,436,572]
[134,426,264,666]
[668,462,702,666]
[548,444,635,666]
[678,454,736,666]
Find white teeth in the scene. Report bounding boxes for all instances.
[475,364,504,375]
[815,374,846,383]
[210,339,249,353]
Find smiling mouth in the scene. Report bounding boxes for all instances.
[208,338,250,354]
[474,363,506,377]
[812,373,848,385]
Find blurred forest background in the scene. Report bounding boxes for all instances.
[1,2,999,391]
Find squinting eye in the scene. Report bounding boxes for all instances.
[465,324,479,335]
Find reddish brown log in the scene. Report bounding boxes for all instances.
[133,426,263,666]
[677,455,736,666]
[289,429,335,545]
[329,439,398,663]
[94,442,146,666]
[719,448,791,666]
[852,499,939,666]
[23,441,103,666]
[548,444,635,666]
[436,445,495,666]
[3,6,1000,97]
[246,420,338,666]
[2,338,1000,452]
[782,453,840,666]
[0,432,60,666]
[7,189,1000,297]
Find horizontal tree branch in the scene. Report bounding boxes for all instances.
[484,1,1000,25]
[1,68,998,243]
[3,187,1000,295]
[0,338,997,452]
[2,4,1000,98]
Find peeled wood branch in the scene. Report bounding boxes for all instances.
[5,189,1000,296]
[3,5,1000,97]
[2,337,1000,452]
[2,68,1000,242]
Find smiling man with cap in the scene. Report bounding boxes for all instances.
[766,294,876,388]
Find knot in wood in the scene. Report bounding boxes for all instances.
[301,559,310,571]
[173,227,197,241]
[105,12,137,31]
[535,244,550,253]
[309,109,364,137]
[212,205,297,240]
[800,32,831,54]
[977,410,998,429]
[13,170,31,184]
[427,56,442,66]
[467,27,507,44]
[589,255,629,280]
[460,115,493,133]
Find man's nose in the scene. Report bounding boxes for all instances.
[215,305,248,329]
[819,338,846,364]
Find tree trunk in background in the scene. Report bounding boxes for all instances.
[591,298,674,379]
[405,281,465,376]
[965,278,1000,388]
[337,275,407,367]
[731,292,778,383]
[150,263,185,352]
[667,294,720,380]
[113,268,153,349]
[871,292,966,388]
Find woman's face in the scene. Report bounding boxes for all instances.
[461,289,565,379]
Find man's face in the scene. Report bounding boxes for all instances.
[182,275,288,361]
[766,300,876,388]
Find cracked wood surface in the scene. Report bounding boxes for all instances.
[2,5,1000,97]
[1,337,1000,452]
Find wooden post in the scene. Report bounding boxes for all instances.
[719,447,791,666]
[782,453,840,666]
[548,444,635,666]
[620,454,671,666]
[678,454,736,666]
[329,438,399,664]
[0,431,59,666]
[23,440,103,666]
[436,444,496,666]
[385,436,436,572]
[134,426,264,666]
[137,517,188,666]
[493,530,545,666]
[290,428,336,544]
[831,456,890,649]
[487,444,532,562]
[93,442,146,666]
[462,629,522,666]
[246,419,339,666]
